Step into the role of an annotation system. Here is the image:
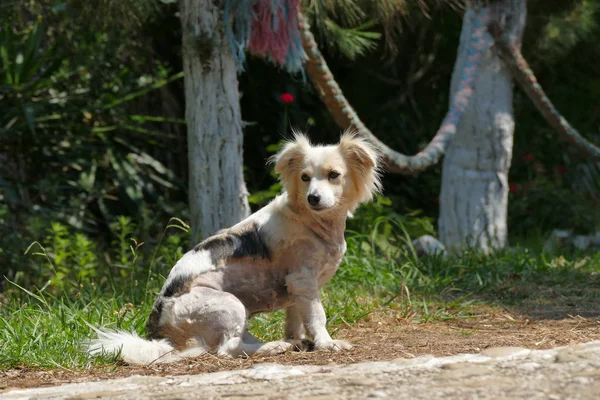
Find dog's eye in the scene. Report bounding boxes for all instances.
[301,174,310,182]
[328,171,340,180]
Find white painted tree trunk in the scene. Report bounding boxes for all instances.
[438,0,526,254]
[180,0,251,242]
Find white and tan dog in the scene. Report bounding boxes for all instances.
[87,131,381,364]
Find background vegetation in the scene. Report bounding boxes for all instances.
[1,0,599,369]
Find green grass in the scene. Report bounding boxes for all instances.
[1,216,599,370]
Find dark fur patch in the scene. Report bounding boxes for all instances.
[162,274,191,298]
[232,228,271,260]
[193,223,271,264]
[293,339,316,352]
[145,300,163,339]
[194,235,237,265]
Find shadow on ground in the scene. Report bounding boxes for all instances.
[421,251,600,321]
[478,263,600,320]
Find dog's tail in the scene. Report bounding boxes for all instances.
[85,327,183,364]
[85,323,209,364]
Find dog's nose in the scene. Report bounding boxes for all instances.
[307,194,321,206]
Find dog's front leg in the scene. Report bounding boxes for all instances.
[285,305,305,341]
[286,270,352,351]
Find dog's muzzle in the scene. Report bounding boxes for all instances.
[307,194,321,208]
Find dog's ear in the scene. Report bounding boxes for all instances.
[269,132,310,181]
[339,131,379,170]
[339,130,382,204]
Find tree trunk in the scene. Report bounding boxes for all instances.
[438,0,526,254]
[180,0,251,242]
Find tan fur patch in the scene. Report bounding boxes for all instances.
[160,323,192,350]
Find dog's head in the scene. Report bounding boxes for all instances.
[270,130,382,215]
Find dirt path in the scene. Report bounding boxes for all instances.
[3,340,600,399]
[2,306,599,393]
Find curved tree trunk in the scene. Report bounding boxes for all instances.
[438,0,526,254]
[180,0,251,242]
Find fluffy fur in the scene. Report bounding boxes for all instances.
[87,131,382,364]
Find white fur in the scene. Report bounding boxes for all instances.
[86,327,182,364]
[165,249,213,284]
[86,131,381,364]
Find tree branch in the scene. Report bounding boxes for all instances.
[298,10,493,174]
[488,21,600,161]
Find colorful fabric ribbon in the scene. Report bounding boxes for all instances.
[224,0,304,73]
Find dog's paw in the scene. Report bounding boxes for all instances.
[257,340,293,355]
[314,339,353,351]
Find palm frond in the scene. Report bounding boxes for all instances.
[537,0,599,59]
[324,18,381,59]
[303,0,466,58]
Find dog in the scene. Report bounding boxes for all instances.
[87,131,381,364]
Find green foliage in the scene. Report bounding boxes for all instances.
[70,0,162,29]
[537,0,599,60]
[0,215,191,368]
[347,196,435,241]
[0,1,187,281]
[42,222,99,283]
[302,0,463,58]
[9,216,187,295]
[0,1,184,218]
[324,19,382,60]
[509,168,600,235]
[509,0,600,236]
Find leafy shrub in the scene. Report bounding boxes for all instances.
[0,2,189,281]
[508,153,600,236]
[6,216,189,300]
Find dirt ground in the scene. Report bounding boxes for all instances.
[2,305,599,393]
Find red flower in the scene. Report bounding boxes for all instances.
[523,153,535,162]
[434,197,440,205]
[280,93,294,104]
[509,183,519,192]
[555,166,567,175]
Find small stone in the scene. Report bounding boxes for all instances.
[367,391,388,398]
[572,235,591,250]
[451,377,515,389]
[441,363,491,378]
[543,229,572,253]
[555,351,589,363]
[480,358,502,366]
[345,378,377,386]
[441,362,473,370]
[573,369,600,378]
[245,364,304,380]
[571,376,591,385]
[480,347,530,358]
[411,235,447,258]
[517,362,541,373]
[392,355,435,366]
